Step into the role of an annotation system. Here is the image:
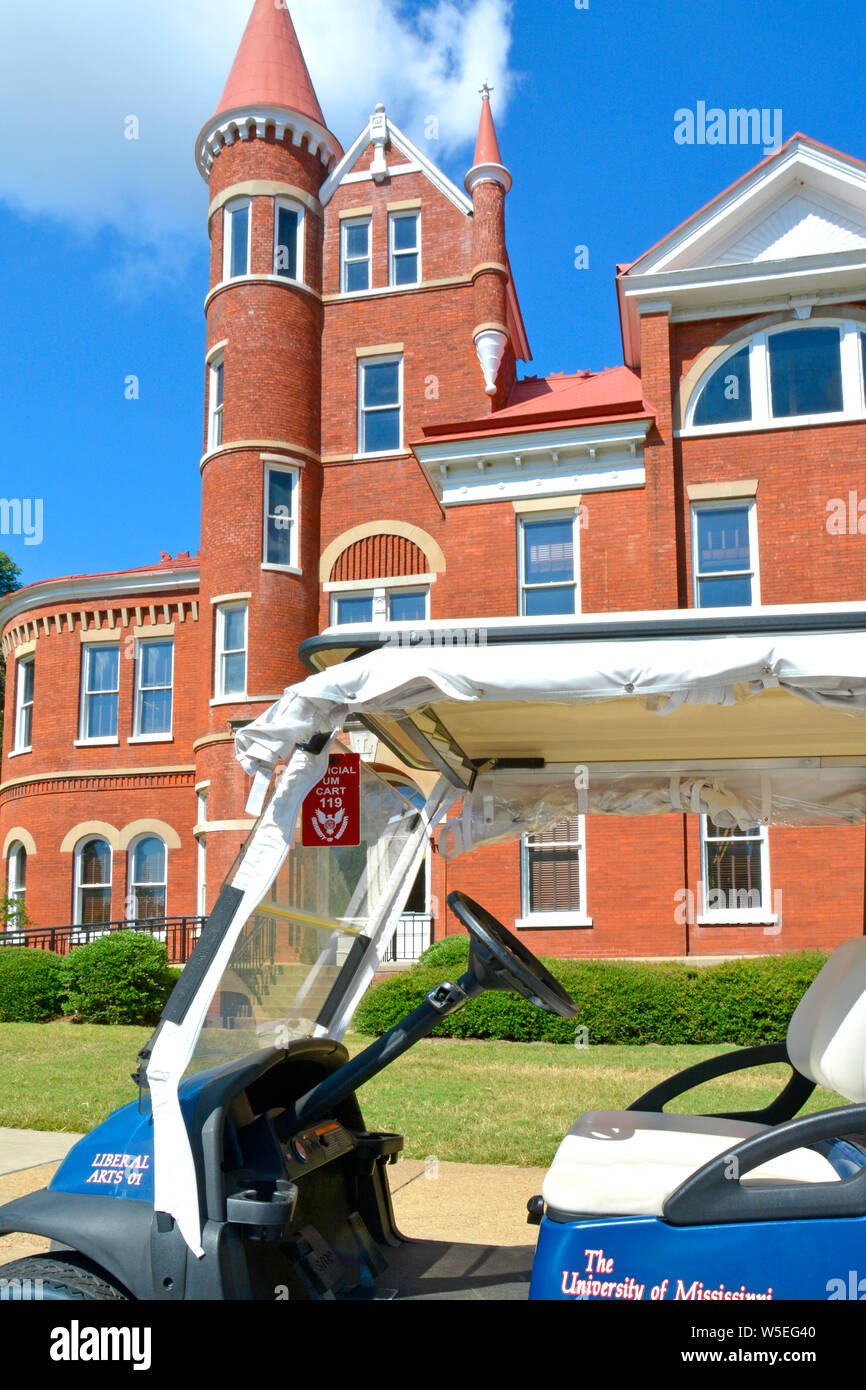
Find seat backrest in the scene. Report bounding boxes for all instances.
[787,938,866,1102]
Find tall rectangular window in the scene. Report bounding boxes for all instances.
[81,645,120,741]
[135,640,174,738]
[358,356,402,454]
[223,198,251,281]
[274,199,303,281]
[389,212,420,286]
[14,657,34,751]
[701,817,771,921]
[216,603,247,699]
[520,817,588,925]
[263,464,298,569]
[342,218,371,293]
[692,502,758,608]
[208,355,224,451]
[520,516,579,616]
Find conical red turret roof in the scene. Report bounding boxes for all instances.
[215,0,326,127]
[473,89,504,167]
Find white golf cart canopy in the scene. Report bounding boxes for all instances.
[147,602,866,1253]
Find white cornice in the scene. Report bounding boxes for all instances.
[465,163,512,195]
[413,420,650,507]
[619,247,866,367]
[0,568,200,630]
[195,105,342,181]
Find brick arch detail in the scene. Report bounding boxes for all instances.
[2,827,36,858]
[119,820,183,852]
[60,821,122,854]
[320,521,446,583]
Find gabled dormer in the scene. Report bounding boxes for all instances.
[320,101,529,363]
[618,135,866,369]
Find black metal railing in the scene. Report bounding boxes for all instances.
[384,913,434,963]
[0,916,206,965]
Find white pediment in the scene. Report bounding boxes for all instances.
[710,194,866,266]
[628,138,866,277]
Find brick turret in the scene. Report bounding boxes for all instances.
[193,0,342,894]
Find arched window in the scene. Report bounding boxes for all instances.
[75,838,112,926]
[128,836,167,922]
[6,843,26,926]
[686,320,866,433]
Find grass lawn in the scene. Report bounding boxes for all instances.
[0,1023,846,1168]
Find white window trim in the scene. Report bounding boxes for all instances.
[223,197,251,282]
[341,216,372,295]
[14,656,34,754]
[357,354,404,458]
[215,601,248,701]
[6,842,26,922]
[698,816,776,925]
[208,354,225,452]
[388,210,421,288]
[682,318,866,438]
[133,637,174,741]
[196,791,208,917]
[691,497,761,609]
[517,818,592,928]
[518,509,582,618]
[79,643,120,745]
[126,834,168,924]
[273,197,305,284]
[73,838,112,928]
[330,584,431,627]
[262,462,300,571]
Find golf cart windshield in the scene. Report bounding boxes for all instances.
[147,606,866,1253]
[188,765,423,1076]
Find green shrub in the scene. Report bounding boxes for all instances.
[417,936,471,972]
[355,950,829,1046]
[0,948,66,1022]
[62,932,180,1026]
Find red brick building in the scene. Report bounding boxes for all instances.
[4,0,866,959]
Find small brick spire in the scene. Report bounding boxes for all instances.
[466,84,512,194]
[215,0,326,127]
[473,83,504,168]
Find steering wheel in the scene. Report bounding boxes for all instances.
[447,891,578,1020]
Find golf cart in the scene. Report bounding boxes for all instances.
[4,604,866,1301]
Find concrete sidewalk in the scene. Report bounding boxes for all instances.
[0,1146,544,1265]
[0,1128,83,1177]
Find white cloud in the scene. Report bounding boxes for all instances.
[0,0,515,248]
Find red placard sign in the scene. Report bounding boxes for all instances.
[301,753,362,848]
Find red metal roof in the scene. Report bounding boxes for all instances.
[10,553,200,596]
[215,0,326,127]
[472,91,504,168]
[418,367,654,443]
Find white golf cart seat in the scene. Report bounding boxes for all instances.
[543,938,866,1221]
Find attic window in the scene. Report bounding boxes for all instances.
[686,320,866,434]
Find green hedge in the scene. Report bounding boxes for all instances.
[357,948,829,1046]
[62,932,180,1026]
[0,949,67,1022]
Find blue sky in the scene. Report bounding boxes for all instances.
[2,0,864,587]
